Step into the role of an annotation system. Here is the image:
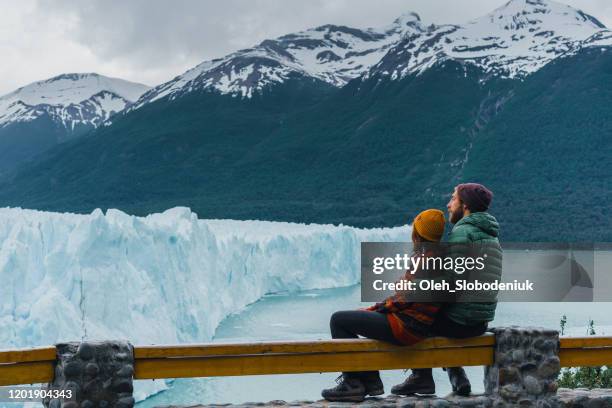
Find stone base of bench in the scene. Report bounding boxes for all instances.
[159,388,612,408]
[557,388,612,407]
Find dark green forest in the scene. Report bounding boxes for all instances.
[1,48,611,241]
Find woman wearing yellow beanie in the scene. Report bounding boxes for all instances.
[322,209,446,402]
[412,208,446,242]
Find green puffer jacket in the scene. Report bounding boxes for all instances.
[443,212,503,326]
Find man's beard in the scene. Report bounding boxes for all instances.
[449,207,464,224]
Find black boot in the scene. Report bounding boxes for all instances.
[447,367,471,396]
[321,373,367,402]
[391,368,435,396]
[357,371,384,396]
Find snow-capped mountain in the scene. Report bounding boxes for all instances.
[132,12,426,104]
[369,0,612,80]
[0,73,150,131]
[133,0,612,104]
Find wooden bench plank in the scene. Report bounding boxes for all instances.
[560,348,612,367]
[134,334,495,359]
[2,334,612,385]
[134,346,494,379]
[0,347,56,364]
[0,362,54,385]
[560,336,612,349]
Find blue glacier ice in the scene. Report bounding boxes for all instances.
[0,206,409,401]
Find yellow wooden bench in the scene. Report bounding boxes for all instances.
[1,334,611,386]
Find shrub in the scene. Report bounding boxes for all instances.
[557,316,612,388]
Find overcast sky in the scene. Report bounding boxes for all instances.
[2,0,612,95]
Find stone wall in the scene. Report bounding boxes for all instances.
[485,327,561,407]
[157,389,612,407]
[43,341,135,408]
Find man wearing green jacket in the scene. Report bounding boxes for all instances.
[391,183,503,397]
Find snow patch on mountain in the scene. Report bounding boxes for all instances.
[368,0,612,80]
[132,13,425,104]
[0,73,150,130]
[133,0,612,103]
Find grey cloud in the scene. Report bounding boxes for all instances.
[43,0,507,78]
[46,0,612,68]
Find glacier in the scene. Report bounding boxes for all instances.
[0,206,409,401]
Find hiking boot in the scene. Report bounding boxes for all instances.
[391,368,436,396]
[321,373,367,402]
[358,371,384,396]
[447,367,471,396]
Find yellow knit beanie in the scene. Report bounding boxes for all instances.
[413,209,445,242]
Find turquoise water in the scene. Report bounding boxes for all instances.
[137,285,612,407]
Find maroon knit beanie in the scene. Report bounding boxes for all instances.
[456,183,493,212]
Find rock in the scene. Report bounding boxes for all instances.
[111,378,133,393]
[62,361,82,378]
[520,362,538,373]
[523,376,543,395]
[512,349,525,363]
[586,398,606,408]
[541,340,557,353]
[84,362,100,377]
[431,399,451,408]
[116,364,134,377]
[498,367,520,385]
[116,396,135,408]
[77,343,95,360]
[48,400,61,408]
[500,384,522,401]
[537,357,560,378]
[397,398,417,408]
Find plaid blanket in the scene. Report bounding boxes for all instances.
[367,254,442,345]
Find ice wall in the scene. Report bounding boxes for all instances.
[0,207,409,400]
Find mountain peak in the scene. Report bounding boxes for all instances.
[0,73,150,129]
[3,73,150,106]
[133,15,426,102]
[46,72,101,82]
[367,0,612,81]
[485,0,607,31]
[392,12,422,27]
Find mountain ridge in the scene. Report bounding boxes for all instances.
[130,0,612,105]
[0,73,150,130]
[130,13,425,106]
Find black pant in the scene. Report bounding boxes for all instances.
[329,310,487,379]
[329,310,400,379]
[330,310,403,345]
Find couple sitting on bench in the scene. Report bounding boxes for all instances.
[322,183,503,402]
